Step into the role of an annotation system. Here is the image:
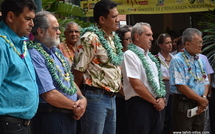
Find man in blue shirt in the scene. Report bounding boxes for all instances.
[169,28,209,132]
[28,11,87,134]
[0,0,38,134]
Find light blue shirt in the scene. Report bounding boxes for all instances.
[0,21,39,119]
[169,49,209,96]
[28,40,77,103]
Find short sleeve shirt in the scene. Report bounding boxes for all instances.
[73,30,121,92]
[169,49,209,96]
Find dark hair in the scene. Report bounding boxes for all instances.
[1,0,37,22]
[155,33,171,45]
[93,0,117,24]
[176,36,182,46]
[115,27,130,44]
[31,11,53,36]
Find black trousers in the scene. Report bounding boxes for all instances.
[0,120,30,134]
[30,112,76,134]
[126,96,161,134]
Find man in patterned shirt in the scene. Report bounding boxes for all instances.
[169,28,209,132]
[73,0,123,134]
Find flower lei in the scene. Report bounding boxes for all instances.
[81,25,123,66]
[127,43,166,97]
[181,51,207,82]
[28,41,77,95]
[156,54,170,69]
[0,35,27,58]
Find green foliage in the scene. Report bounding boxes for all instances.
[41,0,93,41]
[199,11,215,70]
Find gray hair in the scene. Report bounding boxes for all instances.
[65,21,81,31]
[131,22,151,41]
[182,28,202,45]
[31,11,54,36]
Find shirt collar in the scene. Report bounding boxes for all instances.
[136,45,149,56]
[183,49,199,60]
[0,21,28,46]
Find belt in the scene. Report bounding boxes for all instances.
[0,115,30,126]
[84,84,117,97]
[38,103,73,114]
[173,94,197,104]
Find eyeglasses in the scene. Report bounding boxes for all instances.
[68,30,80,34]
[123,38,132,41]
[51,27,60,32]
[189,40,203,45]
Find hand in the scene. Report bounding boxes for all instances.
[198,97,208,109]
[153,98,165,111]
[72,97,87,120]
[197,105,206,115]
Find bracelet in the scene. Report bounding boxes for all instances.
[203,95,207,99]
[78,95,85,100]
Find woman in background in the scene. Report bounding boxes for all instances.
[156,33,173,134]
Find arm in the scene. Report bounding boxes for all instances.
[73,69,84,88]
[72,84,87,120]
[176,85,208,114]
[129,78,165,111]
[41,89,77,110]
[129,77,156,104]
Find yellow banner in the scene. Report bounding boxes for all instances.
[81,0,215,17]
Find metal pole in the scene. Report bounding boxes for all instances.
[34,0,42,12]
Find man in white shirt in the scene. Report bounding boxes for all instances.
[121,22,166,134]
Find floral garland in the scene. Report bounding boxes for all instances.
[0,35,27,58]
[181,51,207,82]
[156,55,170,69]
[81,25,123,66]
[127,43,166,97]
[28,41,77,95]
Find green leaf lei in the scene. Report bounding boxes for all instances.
[28,41,77,95]
[81,25,123,66]
[127,43,166,97]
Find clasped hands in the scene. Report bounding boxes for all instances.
[153,98,166,111]
[197,97,208,115]
[72,97,87,120]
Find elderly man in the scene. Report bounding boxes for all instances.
[121,22,166,134]
[28,11,87,134]
[0,0,38,133]
[58,21,81,65]
[169,28,209,132]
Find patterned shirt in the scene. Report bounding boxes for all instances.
[73,30,121,92]
[169,49,209,96]
[0,21,38,119]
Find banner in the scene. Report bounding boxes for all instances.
[80,0,215,17]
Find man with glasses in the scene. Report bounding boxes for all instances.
[58,21,81,66]
[28,11,86,134]
[169,28,209,132]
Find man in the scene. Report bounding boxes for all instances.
[0,0,38,133]
[121,22,166,134]
[28,11,87,134]
[169,28,209,132]
[73,0,123,133]
[58,21,81,65]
